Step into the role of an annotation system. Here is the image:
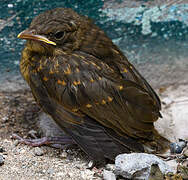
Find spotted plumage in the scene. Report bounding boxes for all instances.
[18,8,169,164]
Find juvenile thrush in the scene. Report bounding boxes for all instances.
[17,8,168,164]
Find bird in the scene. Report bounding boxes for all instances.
[17,7,169,165]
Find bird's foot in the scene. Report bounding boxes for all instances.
[12,133,76,149]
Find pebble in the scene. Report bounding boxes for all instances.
[57,172,65,177]
[162,97,173,106]
[60,151,68,158]
[2,116,8,123]
[115,153,172,179]
[67,172,74,178]
[47,168,54,175]
[20,149,26,154]
[13,140,19,146]
[0,146,5,153]
[170,140,186,154]
[0,155,4,166]
[106,164,115,171]
[7,4,13,8]
[166,160,178,173]
[87,160,94,169]
[103,170,116,180]
[80,169,94,179]
[33,147,44,156]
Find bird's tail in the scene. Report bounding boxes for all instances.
[64,116,145,164]
[141,129,170,154]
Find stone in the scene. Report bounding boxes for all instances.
[162,97,173,106]
[170,140,186,154]
[0,155,4,166]
[106,164,115,171]
[60,151,68,158]
[148,164,164,180]
[0,146,5,153]
[115,153,173,180]
[33,147,44,156]
[47,168,54,175]
[166,160,178,174]
[13,139,19,146]
[80,169,94,180]
[103,170,116,180]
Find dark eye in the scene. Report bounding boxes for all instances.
[54,31,65,40]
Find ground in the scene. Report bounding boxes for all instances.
[0,78,187,179]
[0,83,104,180]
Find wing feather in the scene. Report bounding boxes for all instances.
[35,51,161,139]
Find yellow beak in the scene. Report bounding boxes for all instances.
[17,29,56,46]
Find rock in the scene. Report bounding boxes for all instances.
[47,168,54,175]
[106,164,115,171]
[2,116,8,123]
[103,170,116,180]
[170,140,187,154]
[148,164,164,180]
[0,155,4,166]
[115,153,173,180]
[80,169,94,180]
[166,160,178,174]
[33,147,44,156]
[178,140,187,149]
[170,143,182,154]
[57,172,65,177]
[13,139,19,146]
[0,146,5,153]
[20,149,26,154]
[87,160,95,169]
[162,97,173,106]
[67,172,74,178]
[60,151,68,158]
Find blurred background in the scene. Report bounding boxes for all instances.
[0,0,188,88]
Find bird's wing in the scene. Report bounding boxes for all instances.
[28,64,144,162]
[35,51,161,139]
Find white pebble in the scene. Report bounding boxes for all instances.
[8,4,13,8]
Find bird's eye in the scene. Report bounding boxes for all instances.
[54,31,65,40]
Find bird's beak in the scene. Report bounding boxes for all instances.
[17,29,56,46]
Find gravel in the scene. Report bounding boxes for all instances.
[0,80,187,179]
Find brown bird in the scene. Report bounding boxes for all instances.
[17,8,169,164]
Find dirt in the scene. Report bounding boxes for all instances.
[0,79,187,179]
[0,85,103,180]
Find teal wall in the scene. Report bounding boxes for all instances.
[0,0,187,87]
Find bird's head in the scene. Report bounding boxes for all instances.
[18,8,83,54]
[18,8,119,59]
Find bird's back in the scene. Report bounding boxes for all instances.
[18,7,169,164]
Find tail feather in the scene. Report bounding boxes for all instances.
[64,116,145,163]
